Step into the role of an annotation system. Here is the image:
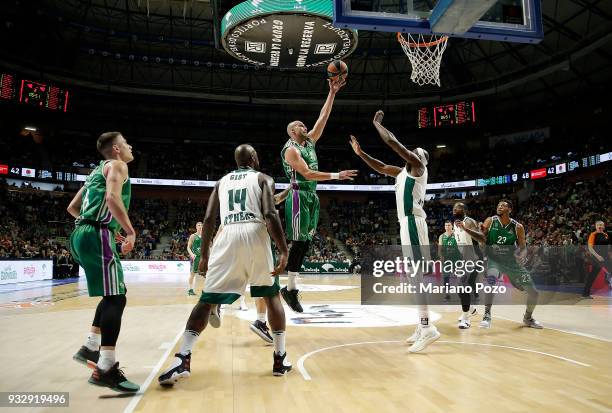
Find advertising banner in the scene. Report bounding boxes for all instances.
[78,260,190,277]
[301,261,351,274]
[0,260,53,285]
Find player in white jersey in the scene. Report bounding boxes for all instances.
[452,202,480,329]
[349,110,439,353]
[158,145,291,385]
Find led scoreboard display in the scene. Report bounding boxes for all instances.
[0,73,16,100]
[0,73,70,112]
[417,101,476,128]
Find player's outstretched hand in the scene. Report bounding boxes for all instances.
[271,251,288,276]
[328,77,346,93]
[339,170,358,180]
[373,110,384,125]
[349,135,362,156]
[198,256,209,276]
[115,232,126,243]
[121,232,135,254]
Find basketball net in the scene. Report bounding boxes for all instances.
[397,33,448,87]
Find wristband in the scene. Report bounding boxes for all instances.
[331,172,340,180]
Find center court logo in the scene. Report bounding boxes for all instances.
[236,303,441,328]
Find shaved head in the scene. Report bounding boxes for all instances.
[234,144,259,169]
[287,121,298,137]
[286,120,307,141]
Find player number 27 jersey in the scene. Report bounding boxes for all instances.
[218,168,264,226]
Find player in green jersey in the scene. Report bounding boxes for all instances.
[280,78,357,312]
[438,221,460,302]
[67,132,140,393]
[187,222,203,296]
[457,199,543,329]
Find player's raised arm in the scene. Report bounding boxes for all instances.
[274,185,292,205]
[105,160,135,253]
[199,181,220,274]
[284,146,357,181]
[372,110,424,170]
[67,186,85,218]
[308,78,346,143]
[349,135,402,177]
[260,174,289,276]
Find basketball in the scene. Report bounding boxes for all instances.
[327,60,348,82]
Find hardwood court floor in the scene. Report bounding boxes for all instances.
[1,275,611,413]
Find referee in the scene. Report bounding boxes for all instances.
[582,220,610,298]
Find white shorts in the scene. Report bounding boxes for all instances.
[399,215,431,261]
[399,216,430,245]
[201,222,278,304]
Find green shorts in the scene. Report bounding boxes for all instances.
[191,255,200,273]
[200,276,280,304]
[69,224,125,297]
[487,258,534,290]
[285,189,320,241]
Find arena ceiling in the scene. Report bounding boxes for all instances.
[1,0,611,107]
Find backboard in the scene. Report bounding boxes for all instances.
[334,0,543,43]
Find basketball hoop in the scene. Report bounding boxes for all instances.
[397,32,448,87]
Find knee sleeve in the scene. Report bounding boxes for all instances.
[99,295,127,347]
[287,240,310,272]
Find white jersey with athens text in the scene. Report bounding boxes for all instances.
[395,166,428,221]
[453,217,474,245]
[218,167,265,227]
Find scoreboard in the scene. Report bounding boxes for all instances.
[418,100,476,128]
[0,73,70,112]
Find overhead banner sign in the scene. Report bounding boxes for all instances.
[221,0,358,68]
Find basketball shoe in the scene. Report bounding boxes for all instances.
[89,362,140,393]
[479,313,492,329]
[281,287,303,313]
[273,352,292,376]
[405,324,421,344]
[522,315,543,329]
[209,305,221,328]
[158,353,191,386]
[250,320,273,344]
[408,325,440,353]
[73,346,99,368]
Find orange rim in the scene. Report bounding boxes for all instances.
[396,32,448,48]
